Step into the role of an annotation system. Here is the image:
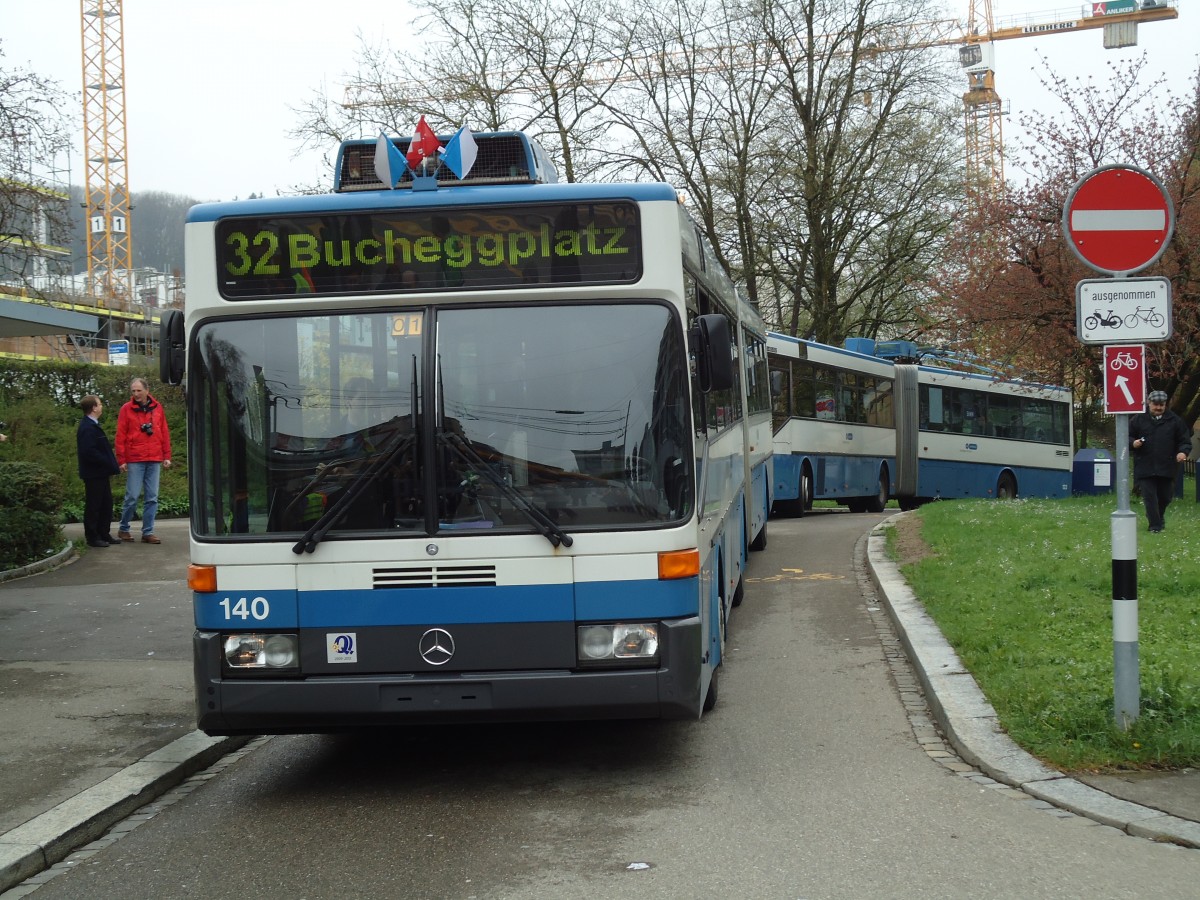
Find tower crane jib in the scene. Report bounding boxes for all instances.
[955,0,1179,197]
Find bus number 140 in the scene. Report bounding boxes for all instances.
[219,596,270,621]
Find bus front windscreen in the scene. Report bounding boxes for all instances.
[190,303,692,539]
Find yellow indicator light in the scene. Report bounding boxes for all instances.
[188,564,217,592]
[658,549,699,580]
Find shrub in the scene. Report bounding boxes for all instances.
[0,359,187,523]
[0,461,65,513]
[0,462,66,569]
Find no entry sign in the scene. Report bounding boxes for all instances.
[1063,166,1173,276]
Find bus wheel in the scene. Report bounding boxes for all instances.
[996,472,1018,500]
[732,573,745,607]
[773,497,802,518]
[866,471,889,513]
[749,519,767,551]
[703,668,719,712]
[776,466,813,518]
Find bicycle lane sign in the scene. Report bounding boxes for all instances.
[1076,277,1171,344]
[1103,344,1146,414]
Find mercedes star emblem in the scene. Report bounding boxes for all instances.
[419,628,455,666]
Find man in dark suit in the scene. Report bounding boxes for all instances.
[77,395,121,548]
[1131,389,1193,533]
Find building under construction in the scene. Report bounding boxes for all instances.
[0,151,177,363]
[0,0,175,365]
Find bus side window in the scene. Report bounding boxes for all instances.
[770,365,790,431]
[923,386,946,431]
[867,379,894,428]
[795,377,818,419]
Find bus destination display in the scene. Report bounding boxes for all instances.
[216,202,642,298]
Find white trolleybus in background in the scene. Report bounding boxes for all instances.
[766,333,1073,515]
[160,130,772,734]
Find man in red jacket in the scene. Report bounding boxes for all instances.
[115,377,172,544]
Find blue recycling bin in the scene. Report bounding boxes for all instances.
[1072,449,1114,496]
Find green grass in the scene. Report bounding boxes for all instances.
[889,489,1200,772]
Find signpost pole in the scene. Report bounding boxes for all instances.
[1111,414,1139,728]
[1067,164,1173,731]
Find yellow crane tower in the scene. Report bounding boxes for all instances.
[80,0,133,307]
[958,0,1179,195]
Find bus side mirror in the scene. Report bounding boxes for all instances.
[693,314,734,394]
[159,309,185,385]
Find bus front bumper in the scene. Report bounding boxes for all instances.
[193,618,704,734]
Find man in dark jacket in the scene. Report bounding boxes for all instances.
[1131,390,1192,533]
[76,395,121,548]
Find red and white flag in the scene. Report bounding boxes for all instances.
[406,116,442,170]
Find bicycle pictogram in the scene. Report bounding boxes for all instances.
[1109,351,1140,371]
[1124,306,1165,329]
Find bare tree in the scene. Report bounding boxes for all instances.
[751,0,962,343]
[292,0,624,184]
[287,0,964,348]
[595,0,780,303]
[0,44,73,292]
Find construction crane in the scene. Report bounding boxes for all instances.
[80,0,133,307]
[956,0,1179,194]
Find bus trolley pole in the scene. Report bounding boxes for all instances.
[1112,413,1139,729]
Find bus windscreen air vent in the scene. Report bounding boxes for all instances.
[373,565,498,588]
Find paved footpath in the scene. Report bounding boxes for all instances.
[0,519,246,891]
[1,514,1198,893]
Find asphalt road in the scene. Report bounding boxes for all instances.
[19,511,1200,899]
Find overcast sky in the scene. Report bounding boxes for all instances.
[2,1,1197,202]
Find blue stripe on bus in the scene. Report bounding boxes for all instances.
[298,584,574,626]
[575,577,698,620]
[916,459,1070,499]
[195,590,299,629]
[775,451,893,500]
[774,454,802,501]
[186,182,682,223]
[195,578,699,629]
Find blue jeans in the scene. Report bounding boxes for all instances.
[120,461,162,536]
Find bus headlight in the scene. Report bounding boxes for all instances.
[223,634,299,671]
[577,623,659,666]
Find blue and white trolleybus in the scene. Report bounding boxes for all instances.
[767,333,1072,514]
[162,131,771,733]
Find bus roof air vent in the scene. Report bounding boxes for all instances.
[334,131,559,192]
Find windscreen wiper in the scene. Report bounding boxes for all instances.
[437,431,573,548]
[292,429,417,554]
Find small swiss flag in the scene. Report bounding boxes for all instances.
[406,116,443,170]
